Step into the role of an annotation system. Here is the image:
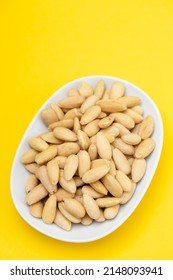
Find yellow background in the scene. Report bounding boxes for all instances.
[1,0,173,260]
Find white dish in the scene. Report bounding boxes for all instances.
[10,76,164,243]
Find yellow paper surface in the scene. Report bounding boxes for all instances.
[0,0,173,259]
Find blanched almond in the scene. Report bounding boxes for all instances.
[64,154,78,180]
[88,143,97,160]
[25,174,38,193]
[58,96,85,109]
[125,109,143,124]
[73,176,84,187]
[77,130,90,150]
[41,108,58,126]
[59,170,76,193]
[64,198,85,218]
[82,165,110,183]
[109,81,125,99]
[80,105,101,125]
[73,117,81,133]
[96,209,105,222]
[116,170,132,192]
[21,149,38,164]
[38,165,57,194]
[51,104,64,120]
[90,181,108,195]
[138,115,154,139]
[96,197,121,208]
[113,122,130,136]
[68,88,80,97]
[82,185,104,198]
[96,131,112,160]
[49,119,74,130]
[78,150,91,178]
[132,105,143,115]
[112,113,135,129]
[57,142,80,156]
[35,145,57,164]
[81,214,93,225]
[83,194,100,220]
[113,138,135,155]
[53,127,77,142]
[121,133,141,145]
[29,137,49,152]
[59,202,81,223]
[41,132,62,144]
[118,96,141,107]
[81,95,99,113]
[104,205,120,219]
[96,99,126,113]
[135,138,155,158]
[47,159,59,185]
[132,159,147,182]
[64,108,82,120]
[54,210,71,231]
[29,201,43,218]
[84,119,100,137]
[113,148,131,175]
[25,163,40,174]
[25,184,48,205]
[101,174,123,197]
[94,80,105,98]
[79,82,93,97]
[42,194,57,224]
[54,188,74,201]
[109,159,117,176]
[91,159,110,169]
[98,116,114,129]
[54,156,67,168]
[102,89,110,100]
[120,182,136,204]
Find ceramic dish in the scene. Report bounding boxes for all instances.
[10,76,164,242]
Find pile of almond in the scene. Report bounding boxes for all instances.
[21,80,155,231]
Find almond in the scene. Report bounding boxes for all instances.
[42,194,57,224]
[51,104,64,120]
[94,80,105,98]
[25,184,48,205]
[59,170,76,194]
[80,105,101,125]
[58,96,85,109]
[132,159,147,182]
[77,130,90,150]
[25,174,38,193]
[83,194,100,220]
[138,115,154,139]
[54,210,72,231]
[29,201,43,218]
[48,119,74,130]
[41,108,58,126]
[96,197,121,208]
[109,81,125,99]
[98,116,114,129]
[113,148,131,175]
[118,96,141,107]
[79,82,93,97]
[35,145,57,164]
[53,127,77,142]
[104,205,120,219]
[96,99,126,113]
[47,159,59,185]
[64,198,85,218]
[57,142,80,156]
[38,165,57,194]
[135,138,155,158]
[111,113,135,129]
[81,95,99,113]
[82,165,110,183]
[96,131,112,160]
[116,170,132,192]
[59,202,81,223]
[21,149,38,164]
[88,143,97,160]
[64,154,78,180]
[121,133,141,145]
[78,150,91,178]
[101,173,123,197]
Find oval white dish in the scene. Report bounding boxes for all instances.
[10,76,164,243]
